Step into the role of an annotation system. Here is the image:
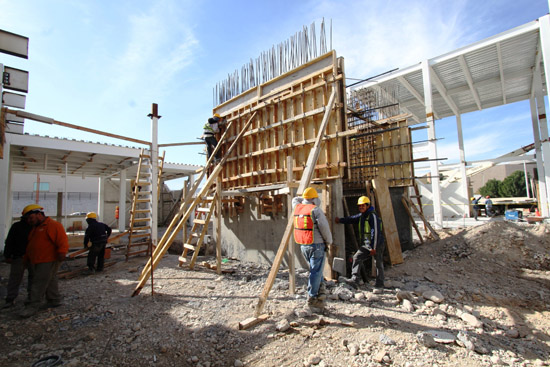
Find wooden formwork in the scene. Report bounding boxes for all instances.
[213,51,347,191]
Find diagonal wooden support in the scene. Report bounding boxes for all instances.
[254,90,336,317]
[401,195,424,245]
[402,194,440,240]
[132,112,257,297]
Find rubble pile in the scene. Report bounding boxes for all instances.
[0,221,549,366]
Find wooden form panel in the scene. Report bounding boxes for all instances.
[344,114,413,190]
[213,51,346,191]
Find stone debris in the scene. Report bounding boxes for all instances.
[0,221,549,366]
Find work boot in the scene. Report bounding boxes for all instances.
[39,301,62,310]
[2,300,15,309]
[307,297,324,313]
[19,305,39,318]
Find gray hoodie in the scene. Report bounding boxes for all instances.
[292,197,333,245]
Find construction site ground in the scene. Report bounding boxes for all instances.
[1,220,549,367]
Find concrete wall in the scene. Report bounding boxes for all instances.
[219,181,345,270]
[12,173,98,193]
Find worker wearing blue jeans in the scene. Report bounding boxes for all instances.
[292,187,333,310]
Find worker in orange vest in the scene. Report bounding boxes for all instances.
[292,187,333,311]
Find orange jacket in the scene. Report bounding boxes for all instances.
[26,217,69,264]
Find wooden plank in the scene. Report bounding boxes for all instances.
[401,196,424,245]
[286,156,296,295]
[372,178,403,265]
[216,176,222,275]
[254,89,336,317]
[402,195,440,241]
[238,314,269,330]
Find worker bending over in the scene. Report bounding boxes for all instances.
[84,212,112,273]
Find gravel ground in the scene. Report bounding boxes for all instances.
[1,220,549,367]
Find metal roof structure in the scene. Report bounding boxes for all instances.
[352,19,543,124]
[349,15,550,225]
[7,132,200,180]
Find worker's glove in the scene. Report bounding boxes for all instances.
[334,217,340,224]
[56,253,66,262]
[370,249,376,256]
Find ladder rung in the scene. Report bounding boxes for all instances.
[193,219,206,225]
[141,154,151,158]
[197,208,210,213]
[136,181,151,186]
[133,217,151,222]
[184,243,196,251]
[191,233,200,238]
[136,199,150,203]
[133,209,150,214]
[178,256,187,263]
[129,233,151,239]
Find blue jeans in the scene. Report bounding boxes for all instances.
[300,243,326,298]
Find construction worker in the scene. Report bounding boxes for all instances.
[19,204,68,318]
[471,196,481,221]
[292,187,333,311]
[335,196,385,293]
[2,208,33,308]
[203,113,221,161]
[485,195,494,217]
[84,212,112,273]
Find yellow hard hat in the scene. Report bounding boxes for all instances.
[357,196,370,205]
[86,212,98,219]
[302,187,318,199]
[470,197,475,201]
[213,113,221,118]
[22,204,44,216]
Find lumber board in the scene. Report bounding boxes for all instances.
[401,196,424,244]
[238,314,269,330]
[402,195,440,240]
[372,178,403,265]
[255,89,336,317]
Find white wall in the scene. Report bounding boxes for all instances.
[12,173,98,192]
[415,181,466,220]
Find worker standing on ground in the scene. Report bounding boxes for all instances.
[19,205,68,318]
[292,187,333,311]
[485,195,494,217]
[84,212,112,274]
[335,196,385,293]
[471,196,481,221]
[203,113,221,161]
[2,208,33,308]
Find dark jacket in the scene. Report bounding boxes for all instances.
[338,206,384,250]
[4,219,32,259]
[84,218,112,246]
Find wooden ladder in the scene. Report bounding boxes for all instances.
[126,149,165,260]
[132,112,257,297]
[178,189,218,269]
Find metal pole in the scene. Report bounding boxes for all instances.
[148,103,160,296]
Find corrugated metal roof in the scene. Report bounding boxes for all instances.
[353,19,544,123]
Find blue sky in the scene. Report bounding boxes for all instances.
[0,0,548,187]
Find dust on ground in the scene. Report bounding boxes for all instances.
[1,221,549,367]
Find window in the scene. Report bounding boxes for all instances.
[33,182,50,192]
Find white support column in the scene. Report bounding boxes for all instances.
[538,14,550,216]
[0,135,12,251]
[422,59,443,228]
[118,168,127,232]
[455,114,469,217]
[533,69,550,216]
[530,97,548,216]
[98,176,105,220]
[149,104,160,249]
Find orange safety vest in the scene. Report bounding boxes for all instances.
[293,204,316,245]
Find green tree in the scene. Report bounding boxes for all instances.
[498,170,527,197]
[479,179,501,197]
